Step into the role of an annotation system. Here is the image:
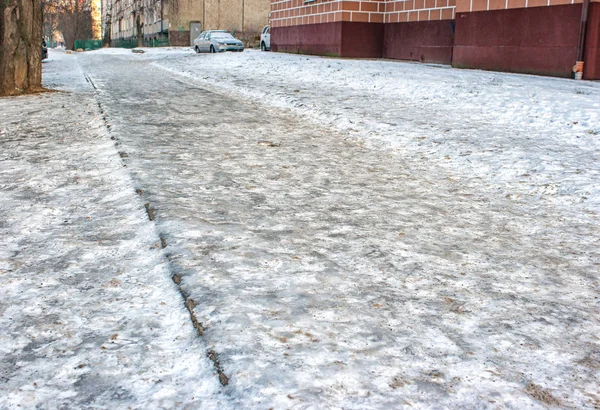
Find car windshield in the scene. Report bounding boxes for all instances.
[212,32,233,39]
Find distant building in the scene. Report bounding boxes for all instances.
[270,0,600,79]
[103,0,269,46]
[92,0,103,39]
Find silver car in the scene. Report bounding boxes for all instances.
[193,30,244,53]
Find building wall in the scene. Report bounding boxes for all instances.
[271,20,381,57]
[453,4,582,77]
[170,0,268,43]
[383,19,454,63]
[270,0,385,28]
[271,0,455,61]
[454,0,582,13]
[383,0,455,22]
[111,0,135,40]
[106,0,269,46]
[244,0,272,31]
[169,0,201,31]
[143,0,168,37]
[452,0,600,78]
[272,21,344,54]
[271,0,600,79]
[92,0,103,39]
[341,22,384,57]
[585,3,600,79]
[270,0,454,29]
[382,0,455,64]
[203,0,241,31]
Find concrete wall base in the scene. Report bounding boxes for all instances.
[384,20,454,64]
[272,23,344,56]
[272,20,452,62]
[453,5,582,78]
[341,22,384,58]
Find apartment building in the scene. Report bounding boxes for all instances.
[270,0,600,79]
[104,0,269,46]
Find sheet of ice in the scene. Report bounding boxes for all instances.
[70,48,600,408]
[0,51,227,409]
[152,49,600,211]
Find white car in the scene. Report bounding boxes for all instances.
[193,30,244,53]
[260,25,270,51]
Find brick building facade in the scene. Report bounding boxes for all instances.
[270,0,600,79]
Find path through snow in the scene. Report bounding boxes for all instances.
[76,48,600,408]
[0,47,598,409]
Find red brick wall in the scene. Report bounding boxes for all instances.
[384,0,456,22]
[271,0,455,26]
[455,0,584,13]
[271,0,344,27]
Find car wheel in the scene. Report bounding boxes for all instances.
[194,46,200,53]
[261,42,265,51]
[210,45,215,53]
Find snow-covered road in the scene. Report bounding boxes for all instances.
[1,47,599,409]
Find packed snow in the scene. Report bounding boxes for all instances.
[149,49,600,210]
[1,47,599,409]
[0,51,226,409]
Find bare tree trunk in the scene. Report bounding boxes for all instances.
[43,1,59,44]
[136,12,142,47]
[102,5,111,47]
[134,0,143,49]
[58,0,93,51]
[0,0,43,96]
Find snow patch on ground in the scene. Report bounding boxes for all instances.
[0,50,226,409]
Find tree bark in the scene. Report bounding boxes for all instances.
[102,5,111,47]
[0,0,43,96]
[135,11,143,48]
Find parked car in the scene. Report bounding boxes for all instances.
[42,40,48,60]
[260,25,270,51]
[193,30,244,53]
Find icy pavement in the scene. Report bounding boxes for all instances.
[0,52,225,409]
[74,48,600,408]
[151,49,600,211]
[0,47,599,409]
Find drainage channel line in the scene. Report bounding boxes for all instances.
[86,72,230,387]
